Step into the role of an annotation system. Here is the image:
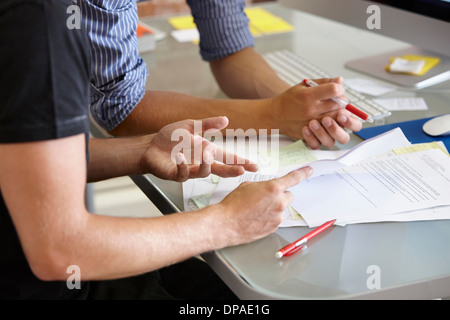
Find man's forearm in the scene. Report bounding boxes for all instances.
[109,90,274,137]
[0,135,231,281]
[87,135,152,182]
[209,47,291,99]
[2,134,308,282]
[66,205,224,281]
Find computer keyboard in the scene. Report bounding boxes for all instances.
[263,50,391,121]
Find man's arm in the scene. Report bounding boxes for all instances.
[0,134,311,281]
[209,47,291,99]
[0,134,224,280]
[109,90,272,136]
[208,47,363,148]
[87,1,360,148]
[89,117,258,182]
[109,79,362,148]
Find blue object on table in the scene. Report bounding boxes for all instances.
[355,117,450,151]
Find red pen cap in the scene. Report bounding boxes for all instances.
[275,243,297,259]
[345,103,370,121]
[283,245,304,257]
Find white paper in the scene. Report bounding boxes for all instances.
[170,28,199,43]
[344,78,397,96]
[208,128,411,227]
[183,130,449,229]
[372,97,428,111]
[210,172,277,206]
[389,58,425,74]
[208,172,307,227]
[336,205,450,226]
[302,128,411,179]
[290,149,450,227]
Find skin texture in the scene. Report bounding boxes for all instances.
[0,116,312,281]
[1,47,359,283]
[110,47,362,149]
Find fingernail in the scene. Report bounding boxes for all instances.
[176,152,186,164]
[203,152,213,164]
[311,121,320,130]
[323,118,332,128]
[338,115,347,123]
[303,127,311,136]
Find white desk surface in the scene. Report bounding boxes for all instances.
[136,3,450,299]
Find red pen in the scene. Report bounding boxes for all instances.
[275,219,337,259]
[303,79,374,123]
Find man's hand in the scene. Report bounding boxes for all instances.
[270,77,363,149]
[214,167,313,247]
[141,116,258,182]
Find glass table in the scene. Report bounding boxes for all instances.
[96,3,450,299]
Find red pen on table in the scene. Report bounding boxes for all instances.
[275,219,337,259]
[303,79,374,123]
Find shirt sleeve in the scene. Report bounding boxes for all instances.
[0,0,90,143]
[186,0,255,61]
[80,0,148,131]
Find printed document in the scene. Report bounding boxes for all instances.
[183,128,450,227]
[303,128,410,179]
[290,148,450,227]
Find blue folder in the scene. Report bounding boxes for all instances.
[355,117,450,151]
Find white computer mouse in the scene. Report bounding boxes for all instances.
[422,114,450,136]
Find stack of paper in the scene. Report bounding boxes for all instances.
[289,146,450,227]
[182,128,450,228]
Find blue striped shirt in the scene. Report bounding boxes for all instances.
[187,0,254,61]
[82,0,254,131]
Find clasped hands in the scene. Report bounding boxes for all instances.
[271,77,363,149]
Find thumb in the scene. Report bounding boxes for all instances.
[196,116,229,134]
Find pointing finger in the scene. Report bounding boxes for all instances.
[274,167,313,190]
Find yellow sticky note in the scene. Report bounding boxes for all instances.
[277,140,317,167]
[210,174,220,184]
[393,142,449,156]
[245,7,294,35]
[255,17,294,34]
[190,193,212,209]
[168,8,294,38]
[386,55,440,76]
[168,15,196,30]
[261,139,317,168]
[248,24,263,37]
[244,7,275,24]
[288,206,304,221]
